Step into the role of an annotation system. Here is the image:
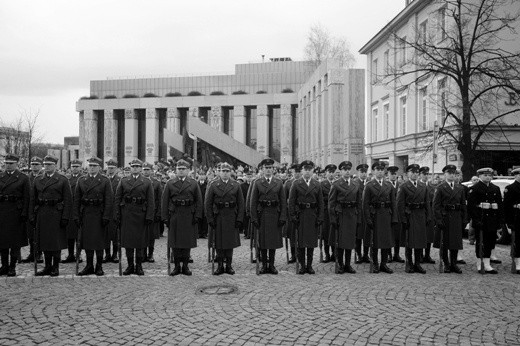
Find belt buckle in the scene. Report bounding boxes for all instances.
[181,200,186,206]
[491,203,498,210]
[132,197,137,203]
[480,202,490,209]
[306,203,310,208]
[266,201,271,207]
[224,202,229,208]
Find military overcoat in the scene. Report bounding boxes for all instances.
[0,170,30,248]
[328,178,362,250]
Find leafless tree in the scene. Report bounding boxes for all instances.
[304,23,355,69]
[382,0,520,180]
[0,108,43,165]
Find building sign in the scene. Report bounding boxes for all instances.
[505,92,519,106]
[449,154,457,162]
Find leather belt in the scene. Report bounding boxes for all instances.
[37,199,62,206]
[124,196,145,205]
[514,204,520,209]
[173,199,193,206]
[340,201,357,208]
[370,202,391,209]
[406,202,425,209]
[444,204,461,211]
[478,202,498,210]
[217,201,236,208]
[0,194,19,202]
[298,202,317,209]
[81,199,103,206]
[260,200,279,207]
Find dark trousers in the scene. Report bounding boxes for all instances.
[216,249,233,263]
[172,248,191,263]
[355,239,370,257]
[198,217,208,238]
[85,250,104,265]
[474,228,496,258]
[297,247,314,266]
[0,248,19,266]
[260,249,276,264]
[43,251,61,268]
[335,248,352,265]
[441,249,459,266]
[371,248,390,265]
[125,248,144,265]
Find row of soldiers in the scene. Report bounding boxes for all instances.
[1,153,520,277]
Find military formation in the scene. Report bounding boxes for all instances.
[1,152,520,277]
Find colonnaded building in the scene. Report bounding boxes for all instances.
[76,59,365,168]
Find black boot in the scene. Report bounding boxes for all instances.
[379,249,393,274]
[297,249,306,275]
[62,240,76,263]
[214,259,224,275]
[36,254,53,276]
[371,249,380,273]
[306,249,315,274]
[181,261,192,276]
[7,262,16,277]
[413,249,426,274]
[123,256,135,276]
[147,247,155,263]
[268,250,278,275]
[111,244,119,263]
[135,257,144,276]
[450,250,462,274]
[0,251,8,276]
[95,263,104,276]
[344,249,356,274]
[225,257,235,275]
[78,252,95,276]
[170,261,181,276]
[103,248,111,263]
[362,246,371,263]
[405,248,414,273]
[50,254,60,277]
[423,244,435,264]
[259,261,268,274]
[336,248,345,274]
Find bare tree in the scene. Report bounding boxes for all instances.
[0,108,43,164]
[382,0,520,180]
[304,23,356,69]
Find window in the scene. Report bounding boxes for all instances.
[373,107,379,141]
[438,78,446,123]
[372,59,378,84]
[419,20,428,44]
[400,96,407,136]
[383,50,389,74]
[438,8,446,41]
[397,37,406,66]
[383,103,389,139]
[420,87,428,131]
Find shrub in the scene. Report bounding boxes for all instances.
[210,91,225,96]
[123,94,138,98]
[187,91,204,96]
[281,88,294,93]
[256,90,267,94]
[104,95,117,99]
[232,90,247,95]
[143,93,157,98]
[165,92,182,97]
[89,95,99,99]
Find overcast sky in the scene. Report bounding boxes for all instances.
[0,0,405,143]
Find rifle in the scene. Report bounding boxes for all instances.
[118,224,122,276]
[211,224,216,274]
[295,220,300,274]
[479,206,485,275]
[334,221,339,274]
[511,224,516,274]
[167,220,171,276]
[75,224,81,275]
[319,224,323,263]
[255,223,260,275]
[33,223,38,275]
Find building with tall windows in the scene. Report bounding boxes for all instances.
[76,58,365,168]
[360,0,520,175]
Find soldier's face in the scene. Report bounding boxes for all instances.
[341,168,351,179]
[87,164,100,175]
[302,167,313,180]
[408,171,419,181]
[420,173,428,182]
[124,170,130,177]
[107,167,116,175]
[294,172,302,179]
[388,172,397,181]
[130,165,142,175]
[4,162,17,172]
[31,163,41,174]
[71,165,81,174]
[480,173,492,183]
[220,168,231,180]
[374,168,385,180]
[142,168,151,177]
[358,171,367,180]
[326,171,335,180]
[444,172,455,182]
[176,167,188,178]
[263,165,273,178]
[44,162,56,174]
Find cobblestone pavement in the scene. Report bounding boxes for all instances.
[1,233,520,345]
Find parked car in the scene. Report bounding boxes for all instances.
[462,177,514,244]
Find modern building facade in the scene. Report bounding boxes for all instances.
[360,0,520,174]
[76,59,365,168]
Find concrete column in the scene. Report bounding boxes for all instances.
[280,104,293,164]
[124,109,138,166]
[256,105,269,156]
[103,109,117,163]
[79,111,85,161]
[167,108,181,134]
[233,105,246,144]
[210,106,223,132]
[83,109,97,160]
[145,108,159,164]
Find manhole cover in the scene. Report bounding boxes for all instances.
[197,284,238,295]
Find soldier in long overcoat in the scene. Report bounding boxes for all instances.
[0,154,30,277]
[250,158,287,274]
[288,160,324,275]
[328,161,361,274]
[63,159,83,263]
[142,162,162,263]
[396,164,430,274]
[362,162,398,274]
[104,159,121,263]
[467,167,504,274]
[162,159,203,276]
[420,166,437,264]
[320,164,336,263]
[354,164,370,263]
[114,159,155,276]
[73,157,113,276]
[30,155,73,276]
[504,167,520,273]
[433,165,467,274]
[204,162,245,275]
[22,156,43,263]
[386,166,404,263]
